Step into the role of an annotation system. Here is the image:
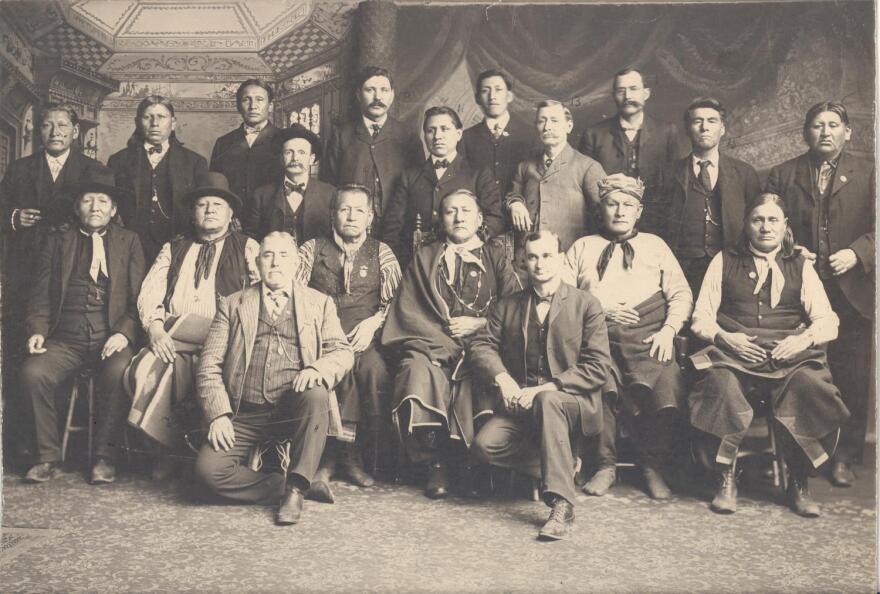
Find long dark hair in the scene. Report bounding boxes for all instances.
[734,193,797,259]
[127,95,180,147]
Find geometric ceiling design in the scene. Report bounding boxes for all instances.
[32,23,113,71]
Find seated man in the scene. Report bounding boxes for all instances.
[564,174,693,499]
[470,230,611,541]
[381,189,521,498]
[133,171,260,478]
[194,232,353,526]
[297,183,402,498]
[689,193,849,517]
[20,169,145,484]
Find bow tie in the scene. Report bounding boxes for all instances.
[535,294,554,304]
[620,124,639,132]
[433,159,450,169]
[244,126,263,136]
[285,181,305,195]
[147,144,163,155]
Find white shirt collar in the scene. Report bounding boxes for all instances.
[432,151,457,166]
[243,120,268,133]
[262,282,291,299]
[618,112,644,131]
[692,148,720,168]
[46,148,71,166]
[545,143,567,161]
[533,276,562,300]
[446,234,483,252]
[484,112,510,133]
[363,115,388,132]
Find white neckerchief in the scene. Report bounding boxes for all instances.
[144,140,170,169]
[749,244,785,308]
[334,231,367,295]
[443,234,485,282]
[80,227,108,282]
[46,149,71,181]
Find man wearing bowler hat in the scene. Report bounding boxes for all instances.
[243,123,334,245]
[19,169,145,484]
[130,171,260,479]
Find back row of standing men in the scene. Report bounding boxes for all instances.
[0,65,873,537]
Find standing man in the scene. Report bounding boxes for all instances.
[210,79,282,210]
[108,96,208,263]
[459,69,539,196]
[578,68,684,225]
[765,101,874,487]
[322,66,422,235]
[382,106,505,264]
[242,124,334,244]
[195,232,353,526]
[297,184,402,497]
[470,230,611,540]
[506,100,606,273]
[654,98,760,294]
[19,170,145,484]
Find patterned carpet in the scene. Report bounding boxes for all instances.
[0,456,876,593]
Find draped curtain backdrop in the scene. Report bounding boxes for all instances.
[393,2,874,167]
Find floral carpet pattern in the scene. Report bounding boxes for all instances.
[0,461,876,593]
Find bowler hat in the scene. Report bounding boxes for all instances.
[47,166,131,226]
[182,172,243,213]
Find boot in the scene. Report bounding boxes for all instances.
[787,456,820,518]
[582,465,616,496]
[305,444,336,504]
[425,459,449,499]
[710,460,738,514]
[338,441,375,488]
[641,462,672,500]
[538,496,575,541]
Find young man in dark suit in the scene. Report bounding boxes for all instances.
[578,69,684,208]
[322,66,423,235]
[765,101,875,487]
[470,230,611,540]
[19,170,145,484]
[652,97,760,294]
[242,124,335,245]
[381,106,505,264]
[108,96,208,263]
[459,69,539,196]
[209,79,282,210]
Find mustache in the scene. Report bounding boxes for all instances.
[369,100,387,108]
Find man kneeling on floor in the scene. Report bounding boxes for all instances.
[194,232,353,525]
[469,230,611,540]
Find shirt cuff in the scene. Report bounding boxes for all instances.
[11,209,19,231]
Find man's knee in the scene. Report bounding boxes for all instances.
[298,386,330,413]
[20,357,57,395]
[533,390,564,414]
[195,447,232,491]
[355,348,390,382]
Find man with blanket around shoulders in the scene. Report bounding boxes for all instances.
[381,188,521,499]
[565,173,693,499]
[689,193,848,517]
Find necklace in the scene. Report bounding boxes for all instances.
[438,253,494,316]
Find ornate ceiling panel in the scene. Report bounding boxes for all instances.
[100,52,273,80]
[32,24,113,71]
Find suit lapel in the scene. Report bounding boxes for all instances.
[106,226,126,315]
[717,155,741,233]
[34,153,52,208]
[251,123,275,149]
[793,153,814,200]
[543,144,571,180]
[292,282,311,361]
[830,152,854,199]
[610,120,625,160]
[547,282,567,327]
[234,125,250,150]
[639,116,654,153]
[59,229,79,308]
[240,285,260,369]
[520,291,531,381]
[167,143,187,206]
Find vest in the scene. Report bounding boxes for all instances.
[678,166,724,259]
[56,233,110,339]
[240,298,302,406]
[619,129,640,179]
[163,231,250,310]
[525,300,552,387]
[307,237,382,334]
[809,161,835,279]
[135,150,173,244]
[278,191,306,246]
[718,251,807,330]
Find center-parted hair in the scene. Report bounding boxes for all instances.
[802,101,850,138]
[330,183,374,213]
[423,106,463,131]
[438,188,481,213]
[129,96,178,146]
[735,192,797,259]
[236,79,274,105]
[475,69,514,95]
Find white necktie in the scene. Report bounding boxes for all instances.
[89,233,108,283]
[752,253,785,308]
[48,159,62,181]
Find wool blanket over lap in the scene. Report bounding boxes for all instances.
[603,291,686,417]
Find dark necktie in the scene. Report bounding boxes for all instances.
[544,157,553,169]
[285,181,305,195]
[433,159,449,169]
[193,231,230,289]
[147,144,163,155]
[371,124,381,139]
[596,230,638,280]
[698,159,712,192]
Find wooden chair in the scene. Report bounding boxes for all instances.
[61,368,96,469]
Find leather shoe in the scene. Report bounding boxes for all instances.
[710,462,738,514]
[787,474,820,518]
[538,497,574,541]
[305,480,335,504]
[276,487,304,525]
[24,462,58,483]
[582,465,616,496]
[830,461,855,487]
[641,463,672,500]
[90,458,116,484]
[339,442,375,488]
[425,460,449,499]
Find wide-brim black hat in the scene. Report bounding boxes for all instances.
[182,171,243,213]
[46,166,132,227]
[274,123,322,160]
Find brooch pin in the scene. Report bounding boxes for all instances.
[748,271,757,279]
[469,270,478,277]
[359,265,368,278]
[840,175,848,183]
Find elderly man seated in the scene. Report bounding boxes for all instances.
[381,189,521,499]
[297,183,402,499]
[194,232,353,526]
[131,171,260,478]
[20,169,145,484]
[565,174,693,499]
[689,193,849,517]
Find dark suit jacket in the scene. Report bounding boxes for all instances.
[653,153,760,252]
[322,116,423,218]
[380,154,505,263]
[577,114,685,190]
[459,116,540,196]
[108,139,208,241]
[766,151,875,319]
[26,223,145,345]
[209,123,282,207]
[469,282,611,436]
[242,177,334,243]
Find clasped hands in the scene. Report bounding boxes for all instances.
[496,373,555,414]
[714,330,813,363]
